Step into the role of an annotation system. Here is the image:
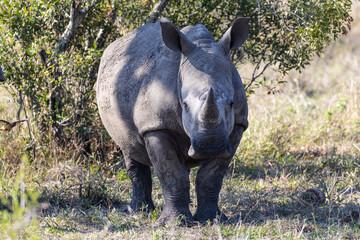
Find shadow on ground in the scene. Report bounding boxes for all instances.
[21,151,359,234]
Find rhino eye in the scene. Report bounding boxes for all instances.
[230,102,234,108]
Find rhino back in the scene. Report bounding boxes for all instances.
[96,21,183,160]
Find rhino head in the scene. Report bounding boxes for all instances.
[160,18,249,160]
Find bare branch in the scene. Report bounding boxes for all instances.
[15,91,35,160]
[244,46,272,92]
[57,0,100,53]
[146,0,171,24]
[106,157,125,170]
[244,61,272,91]
[256,0,261,26]
[255,0,276,26]
[256,0,275,15]
[16,93,23,121]
[56,112,75,127]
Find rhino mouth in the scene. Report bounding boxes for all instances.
[188,136,233,160]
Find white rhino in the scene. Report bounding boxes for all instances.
[96,17,249,225]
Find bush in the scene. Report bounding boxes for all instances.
[0,0,353,160]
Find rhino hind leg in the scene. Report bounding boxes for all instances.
[124,156,155,212]
[144,130,194,226]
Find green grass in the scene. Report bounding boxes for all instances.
[1,4,360,239]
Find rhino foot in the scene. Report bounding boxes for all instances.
[156,206,194,227]
[123,156,155,213]
[194,208,228,224]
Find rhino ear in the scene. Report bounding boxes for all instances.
[218,17,249,53]
[160,18,194,54]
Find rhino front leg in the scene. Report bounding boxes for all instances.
[194,158,231,223]
[124,156,155,212]
[194,126,245,224]
[144,131,193,226]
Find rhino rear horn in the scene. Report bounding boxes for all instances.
[218,17,250,53]
[159,18,194,54]
[199,87,220,124]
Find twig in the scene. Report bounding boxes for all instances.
[321,180,333,207]
[353,143,360,152]
[244,49,272,91]
[244,62,271,91]
[256,0,276,27]
[106,157,124,170]
[16,92,23,121]
[256,0,261,26]
[56,112,75,127]
[256,0,275,15]
[146,0,171,24]
[18,90,36,160]
[58,180,97,197]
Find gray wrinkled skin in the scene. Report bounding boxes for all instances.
[96,17,249,225]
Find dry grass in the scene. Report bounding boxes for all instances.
[1,3,360,239]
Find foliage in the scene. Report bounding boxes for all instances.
[0,0,123,160]
[0,5,359,237]
[0,0,354,158]
[165,0,353,91]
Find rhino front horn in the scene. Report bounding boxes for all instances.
[199,87,220,124]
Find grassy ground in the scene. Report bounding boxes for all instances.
[1,4,360,239]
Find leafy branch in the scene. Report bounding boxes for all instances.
[57,0,101,53]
